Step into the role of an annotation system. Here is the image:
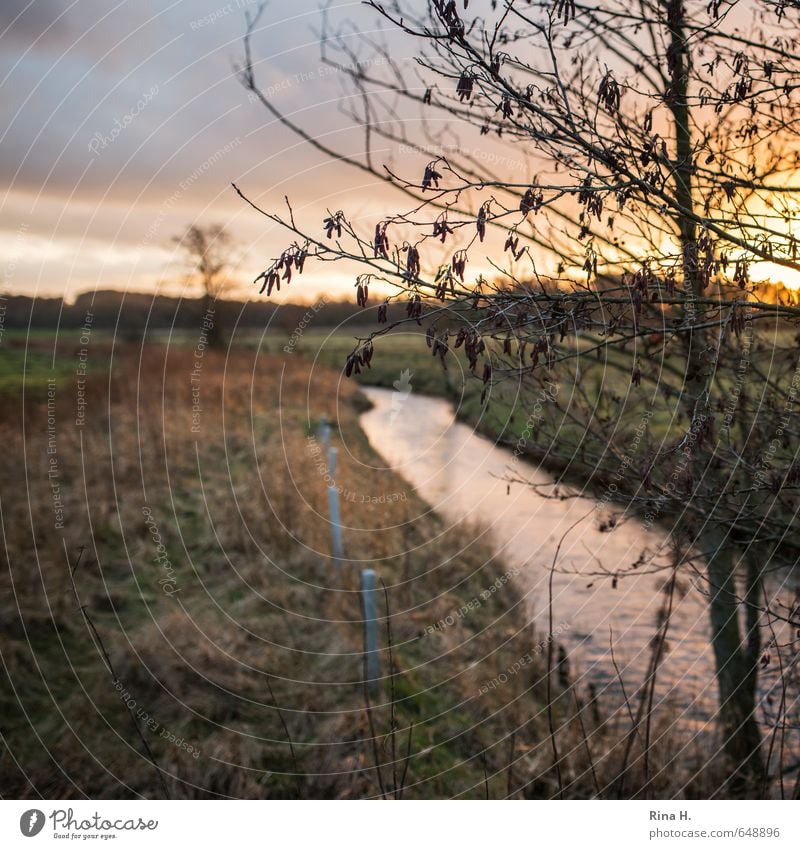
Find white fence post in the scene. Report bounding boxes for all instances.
[318,415,331,451]
[328,485,344,564]
[319,419,343,564]
[360,568,380,698]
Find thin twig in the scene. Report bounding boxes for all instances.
[398,721,414,800]
[265,676,302,795]
[380,578,399,798]
[66,544,170,799]
[506,728,516,799]
[361,584,387,799]
[642,569,677,797]
[572,686,601,797]
[609,626,640,738]
[547,509,594,798]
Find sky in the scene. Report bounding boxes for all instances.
[0,0,408,303]
[4,1,798,306]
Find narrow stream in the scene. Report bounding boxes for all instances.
[358,385,796,739]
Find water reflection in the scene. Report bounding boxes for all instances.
[358,385,793,738]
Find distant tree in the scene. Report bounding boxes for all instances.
[173,224,239,346]
[236,0,800,792]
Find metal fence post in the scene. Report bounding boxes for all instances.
[360,569,380,698]
[318,415,331,451]
[328,485,344,563]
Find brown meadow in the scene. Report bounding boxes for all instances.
[0,342,728,798]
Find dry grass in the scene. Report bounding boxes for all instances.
[0,342,729,798]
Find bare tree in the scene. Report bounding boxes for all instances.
[173,223,238,346]
[235,0,800,791]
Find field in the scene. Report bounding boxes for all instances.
[0,331,734,798]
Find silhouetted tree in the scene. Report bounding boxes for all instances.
[173,224,239,347]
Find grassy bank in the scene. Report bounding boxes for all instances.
[0,344,558,797]
[0,336,733,797]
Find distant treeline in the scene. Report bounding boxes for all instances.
[0,290,377,335]
[5,281,794,338]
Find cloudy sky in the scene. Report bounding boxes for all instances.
[0,0,413,302]
[5,1,800,308]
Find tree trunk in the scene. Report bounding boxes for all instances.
[743,549,762,707]
[703,526,764,789]
[665,0,763,787]
[202,292,222,348]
